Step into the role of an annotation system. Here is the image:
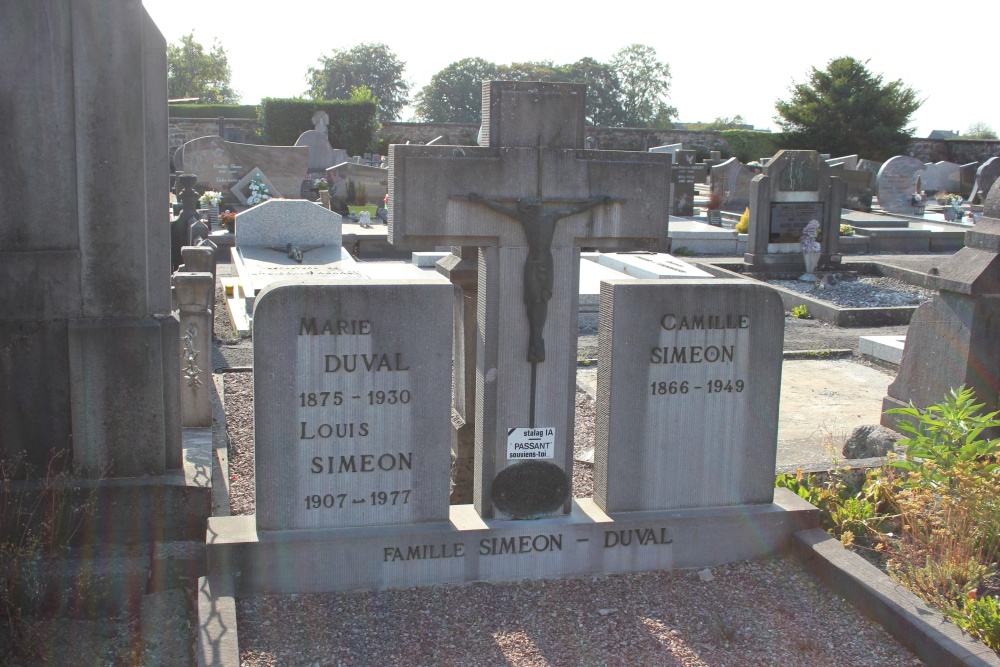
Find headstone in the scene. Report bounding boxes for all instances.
[920,161,962,195]
[856,158,883,175]
[876,156,926,214]
[826,155,858,170]
[970,157,1000,205]
[231,199,355,312]
[959,162,980,199]
[711,158,754,212]
[294,129,346,175]
[883,185,1000,437]
[389,80,670,519]
[650,145,696,216]
[840,169,876,212]
[745,150,842,271]
[0,1,180,480]
[252,280,453,531]
[326,162,388,206]
[172,135,309,205]
[595,280,783,511]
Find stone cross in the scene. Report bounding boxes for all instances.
[389,81,670,519]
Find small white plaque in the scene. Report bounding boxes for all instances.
[506,427,555,460]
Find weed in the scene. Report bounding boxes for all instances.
[672,246,697,257]
[0,452,101,661]
[791,304,811,319]
[948,595,1000,651]
[840,223,855,236]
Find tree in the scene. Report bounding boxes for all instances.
[610,44,675,127]
[965,122,998,140]
[167,32,239,103]
[774,56,922,160]
[559,57,627,127]
[414,58,500,123]
[305,43,410,122]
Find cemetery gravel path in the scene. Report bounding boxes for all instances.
[221,376,922,667]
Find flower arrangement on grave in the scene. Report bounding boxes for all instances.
[247,174,271,206]
[736,206,750,233]
[315,178,329,191]
[199,190,222,207]
[220,211,236,233]
[800,220,821,253]
[840,223,855,236]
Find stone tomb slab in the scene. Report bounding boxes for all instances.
[252,279,453,531]
[595,279,784,512]
[594,252,713,279]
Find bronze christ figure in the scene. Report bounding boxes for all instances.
[467,193,612,362]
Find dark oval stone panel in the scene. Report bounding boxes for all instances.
[491,461,570,519]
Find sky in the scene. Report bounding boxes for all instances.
[143,0,997,139]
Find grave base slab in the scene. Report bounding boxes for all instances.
[206,488,819,597]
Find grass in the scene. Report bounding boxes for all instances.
[777,386,1000,653]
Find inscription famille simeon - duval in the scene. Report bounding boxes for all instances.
[382,527,672,562]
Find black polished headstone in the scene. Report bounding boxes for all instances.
[490,461,570,519]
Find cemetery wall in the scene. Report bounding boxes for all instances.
[907,138,1000,164]
[165,117,1000,166]
[168,118,260,154]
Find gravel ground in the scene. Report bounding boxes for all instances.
[221,373,922,667]
[766,276,936,309]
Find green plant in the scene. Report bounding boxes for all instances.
[840,223,855,236]
[258,97,378,155]
[949,595,1000,650]
[735,207,750,233]
[671,246,696,257]
[776,468,890,548]
[720,129,782,163]
[792,304,811,319]
[346,180,357,205]
[887,386,1000,489]
[356,183,369,206]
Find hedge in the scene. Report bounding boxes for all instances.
[721,129,785,163]
[258,98,379,157]
[167,104,259,119]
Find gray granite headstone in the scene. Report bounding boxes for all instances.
[172,135,309,204]
[712,158,754,212]
[856,158,883,174]
[253,279,452,531]
[326,161,388,205]
[959,162,980,198]
[841,170,876,212]
[595,279,784,511]
[649,145,697,216]
[921,161,962,195]
[1,2,179,479]
[876,156,926,214]
[235,199,342,250]
[970,157,1000,204]
[295,130,346,174]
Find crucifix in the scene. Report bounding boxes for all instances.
[389,81,671,519]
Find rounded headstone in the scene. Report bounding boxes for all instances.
[875,156,926,214]
[490,461,570,519]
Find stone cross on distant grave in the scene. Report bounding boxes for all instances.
[389,81,670,519]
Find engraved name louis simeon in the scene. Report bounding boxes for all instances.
[296,316,415,514]
[648,312,749,397]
